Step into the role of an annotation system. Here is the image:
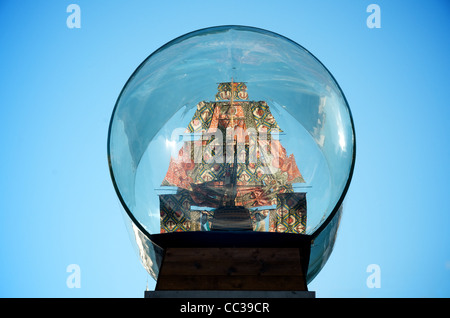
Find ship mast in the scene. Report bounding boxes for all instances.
[211,78,252,231]
[221,78,239,208]
[229,77,235,128]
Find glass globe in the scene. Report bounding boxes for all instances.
[108,25,355,283]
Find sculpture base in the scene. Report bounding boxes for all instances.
[150,232,312,292]
[155,247,309,291]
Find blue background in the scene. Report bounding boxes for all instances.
[0,0,449,297]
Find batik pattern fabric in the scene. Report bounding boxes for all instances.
[159,192,273,233]
[269,193,307,234]
[160,191,218,233]
[184,101,283,135]
[160,192,192,233]
[159,191,307,234]
[215,82,249,101]
[160,82,307,233]
[161,83,304,207]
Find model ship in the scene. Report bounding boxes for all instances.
[159,80,307,234]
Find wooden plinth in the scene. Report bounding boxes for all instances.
[156,247,306,291]
[151,231,312,292]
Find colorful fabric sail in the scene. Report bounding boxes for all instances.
[160,81,307,234]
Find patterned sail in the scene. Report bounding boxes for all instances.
[160,81,307,234]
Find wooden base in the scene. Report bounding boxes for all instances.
[151,232,312,292]
[156,247,307,290]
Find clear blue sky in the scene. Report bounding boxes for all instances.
[0,0,449,297]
